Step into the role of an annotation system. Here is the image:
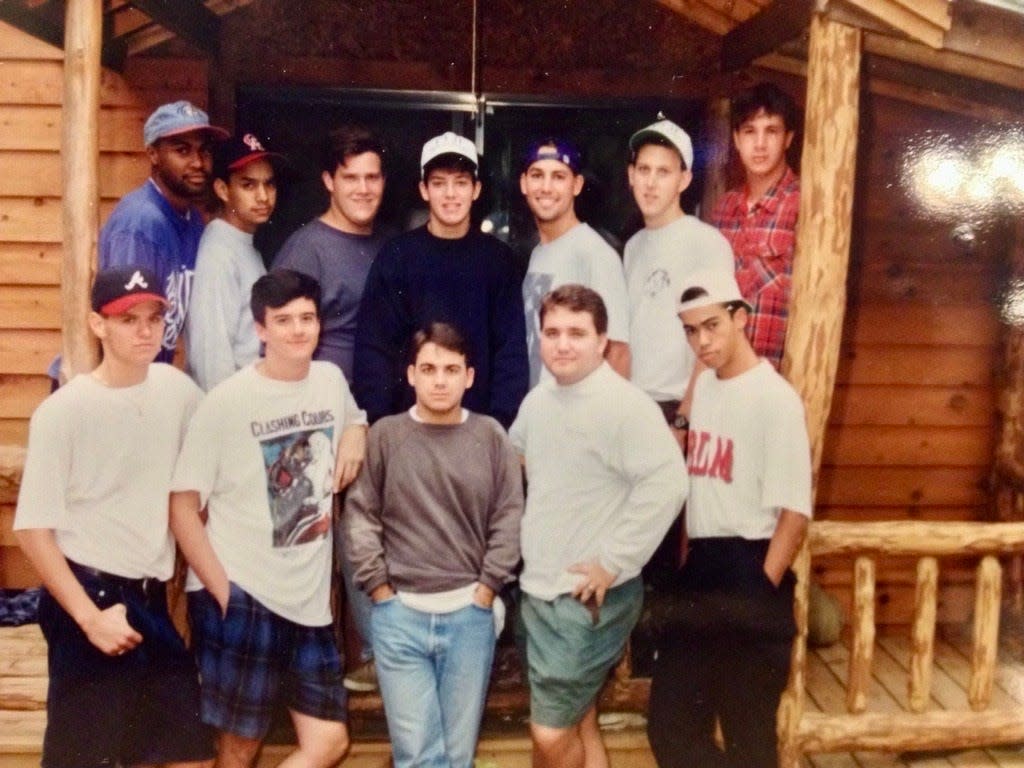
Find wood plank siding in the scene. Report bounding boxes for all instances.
[0,19,206,586]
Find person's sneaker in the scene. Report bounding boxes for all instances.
[343,660,378,692]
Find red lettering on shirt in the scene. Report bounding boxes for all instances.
[687,430,734,483]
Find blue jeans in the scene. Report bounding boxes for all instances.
[339,542,374,662]
[371,598,496,768]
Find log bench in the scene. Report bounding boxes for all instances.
[778,520,1024,766]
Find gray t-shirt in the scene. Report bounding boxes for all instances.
[273,219,383,382]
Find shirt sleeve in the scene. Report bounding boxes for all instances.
[761,385,813,518]
[486,248,530,429]
[187,240,241,391]
[13,399,72,531]
[590,247,631,344]
[352,250,408,424]
[478,427,524,592]
[598,397,689,577]
[272,228,323,281]
[341,424,389,593]
[170,396,222,505]
[99,229,162,273]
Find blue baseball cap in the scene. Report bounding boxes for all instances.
[522,138,582,174]
[143,100,229,147]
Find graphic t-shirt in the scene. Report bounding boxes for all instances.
[172,361,366,625]
[521,223,629,388]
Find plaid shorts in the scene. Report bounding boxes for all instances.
[188,582,347,739]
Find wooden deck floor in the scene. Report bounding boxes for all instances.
[2,624,1024,767]
[799,626,1024,768]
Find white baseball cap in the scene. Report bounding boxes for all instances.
[629,117,694,170]
[420,132,478,177]
[677,269,751,314]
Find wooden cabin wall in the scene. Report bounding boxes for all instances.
[813,92,1007,624]
[0,20,207,587]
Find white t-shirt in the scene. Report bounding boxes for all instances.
[686,360,812,539]
[14,365,202,580]
[623,215,734,401]
[186,218,266,391]
[521,223,630,388]
[171,361,366,626]
[510,362,688,600]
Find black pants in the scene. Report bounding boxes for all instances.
[647,538,794,768]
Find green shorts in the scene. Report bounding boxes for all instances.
[518,577,643,728]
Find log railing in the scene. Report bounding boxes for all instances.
[778,520,1024,766]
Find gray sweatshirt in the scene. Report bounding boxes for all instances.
[343,411,524,595]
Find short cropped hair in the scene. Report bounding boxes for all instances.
[321,124,386,176]
[409,321,472,365]
[251,268,322,325]
[539,284,608,336]
[423,154,478,182]
[731,82,798,133]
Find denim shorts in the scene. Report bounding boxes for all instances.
[188,582,347,739]
[38,564,214,768]
[518,577,643,728]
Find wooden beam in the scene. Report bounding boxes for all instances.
[864,31,1024,91]
[754,51,1022,126]
[0,2,126,69]
[654,0,734,35]
[128,0,220,58]
[60,0,101,379]
[842,0,946,48]
[890,0,952,31]
[699,96,731,222]
[125,0,253,56]
[945,0,1024,71]
[781,12,861,479]
[721,0,814,72]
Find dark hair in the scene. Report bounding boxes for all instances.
[539,284,608,336]
[731,82,798,133]
[321,124,385,176]
[409,322,472,364]
[422,153,478,181]
[251,268,322,325]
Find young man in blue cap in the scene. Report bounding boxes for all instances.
[519,137,630,386]
[16,266,213,768]
[187,132,284,390]
[97,100,229,366]
[353,131,528,429]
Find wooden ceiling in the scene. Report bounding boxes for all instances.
[1,0,1021,99]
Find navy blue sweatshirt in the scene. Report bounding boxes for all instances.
[353,225,528,429]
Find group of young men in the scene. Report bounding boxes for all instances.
[16,80,812,768]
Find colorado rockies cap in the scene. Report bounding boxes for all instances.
[213,132,287,181]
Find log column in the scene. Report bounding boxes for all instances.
[782,12,862,473]
[777,14,861,768]
[60,0,102,380]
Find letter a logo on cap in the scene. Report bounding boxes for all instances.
[124,270,149,291]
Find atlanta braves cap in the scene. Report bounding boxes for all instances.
[91,266,168,316]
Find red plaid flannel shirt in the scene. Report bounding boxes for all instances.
[711,167,800,369]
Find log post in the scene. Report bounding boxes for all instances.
[781,12,862,477]
[969,556,1002,711]
[700,95,732,222]
[909,556,938,713]
[847,555,876,714]
[59,0,102,379]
